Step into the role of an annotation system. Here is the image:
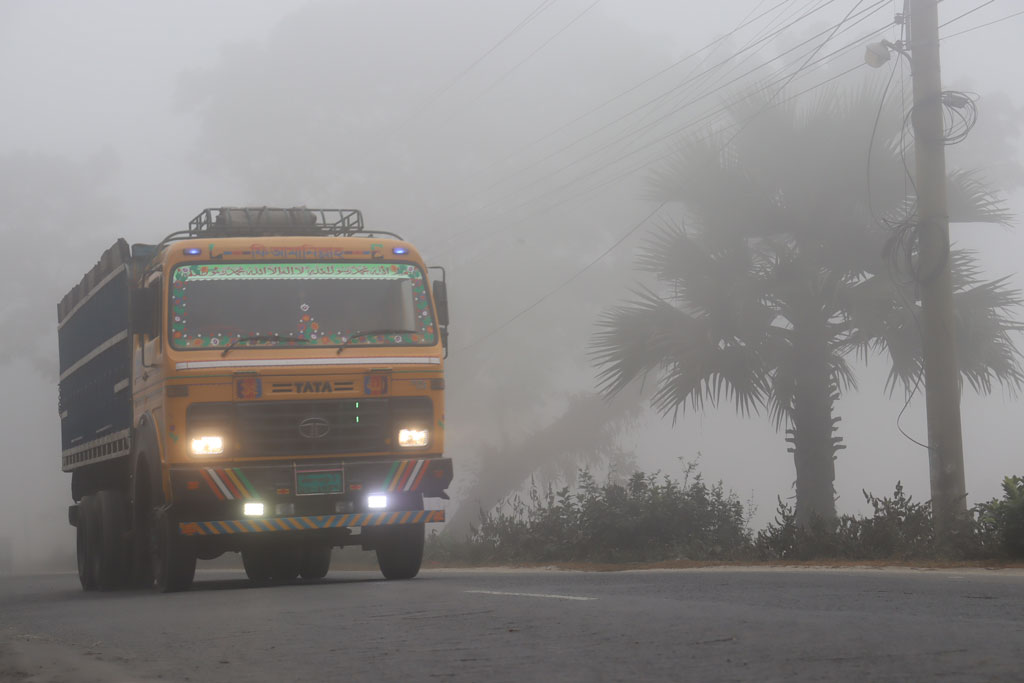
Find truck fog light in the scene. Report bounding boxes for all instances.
[190,435,224,456]
[275,503,295,516]
[367,494,388,510]
[244,502,265,517]
[398,428,429,448]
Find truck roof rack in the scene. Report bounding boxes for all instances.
[189,207,369,237]
[141,208,405,265]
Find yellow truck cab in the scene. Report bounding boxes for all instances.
[59,207,452,591]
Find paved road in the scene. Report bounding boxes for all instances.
[1,566,1022,682]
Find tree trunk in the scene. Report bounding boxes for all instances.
[790,373,839,527]
[788,306,840,528]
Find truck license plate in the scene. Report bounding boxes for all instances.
[295,469,343,496]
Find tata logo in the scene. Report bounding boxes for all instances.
[298,417,330,439]
[295,381,333,394]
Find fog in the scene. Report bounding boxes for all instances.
[2,0,1022,569]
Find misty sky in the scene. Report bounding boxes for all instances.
[2,0,1022,566]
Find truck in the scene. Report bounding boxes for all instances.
[58,207,452,592]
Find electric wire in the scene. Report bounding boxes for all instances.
[445,0,604,116]
[630,0,810,128]
[720,0,873,147]
[546,0,851,167]
[504,62,870,237]
[941,8,1024,39]
[423,0,845,227]
[564,0,814,162]
[891,4,928,450]
[431,60,880,271]
[871,56,928,450]
[938,0,996,28]
[350,0,561,166]
[455,202,666,353]
[427,7,892,255]
[477,0,799,173]
[889,88,977,286]
[431,19,892,260]
[449,0,862,214]
[939,91,979,145]
[411,0,559,114]
[875,3,977,450]
[437,5,903,352]
[450,59,874,354]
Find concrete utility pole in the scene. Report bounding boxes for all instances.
[907,0,967,541]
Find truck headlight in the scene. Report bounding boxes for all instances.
[190,435,225,456]
[243,502,265,517]
[398,428,429,448]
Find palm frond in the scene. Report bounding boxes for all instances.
[591,289,771,421]
[947,169,1014,225]
[634,222,776,337]
[591,289,710,399]
[953,276,1024,395]
[843,250,1024,397]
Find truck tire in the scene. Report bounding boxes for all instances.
[375,523,425,580]
[242,547,273,582]
[268,544,301,581]
[151,509,196,592]
[243,544,301,582]
[128,463,154,589]
[299,545,332,579]
[95,489,130,590]
[76,496,98,591]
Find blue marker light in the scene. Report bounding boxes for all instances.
[183,247,202,256]
[392,247,409,255]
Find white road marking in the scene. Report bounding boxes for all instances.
[465,590,596,601]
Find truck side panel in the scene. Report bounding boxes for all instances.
[58,240,133,472]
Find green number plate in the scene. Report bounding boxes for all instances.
[295,469,343,496]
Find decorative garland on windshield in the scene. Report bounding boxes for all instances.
[170,262,436,349]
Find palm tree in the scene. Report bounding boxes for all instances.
[591,83,1022,526]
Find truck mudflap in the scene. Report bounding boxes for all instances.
[179,509,444,536]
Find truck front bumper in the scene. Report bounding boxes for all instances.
[168,455,451,538]
[179,508,444,536]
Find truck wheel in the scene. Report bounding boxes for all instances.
[128,465,154,588]
[299,545,332,579]
[95,490,130,590]
[151,509,196,592]
[76,496,98,591]
[269,545,302,581]
[242,547,273,582]
[375,524,425,580]
[243,545,300,582]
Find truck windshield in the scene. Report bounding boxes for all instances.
[169,262,436,350]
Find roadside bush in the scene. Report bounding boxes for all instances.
[975,476,1024,559]
[756,483,935,561]
[755,480,1024,561]
[427,464,754,564]
[430,474,1024,565]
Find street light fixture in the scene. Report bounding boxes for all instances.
[865,41,893,68]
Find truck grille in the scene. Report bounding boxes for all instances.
[188,397,433,458]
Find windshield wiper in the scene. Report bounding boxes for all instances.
[220,334,311,357]
[336,329,421,355]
